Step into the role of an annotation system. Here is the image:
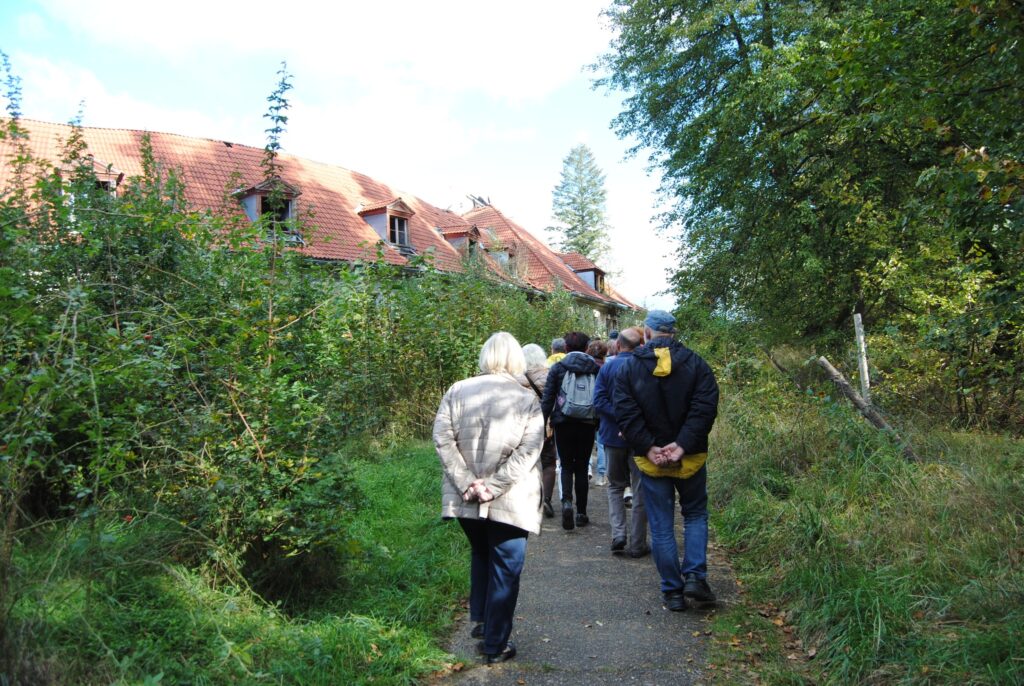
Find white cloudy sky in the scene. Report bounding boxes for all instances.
[1,0,679,309]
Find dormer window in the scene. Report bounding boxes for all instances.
[437,222,479,256]
[358,197,417,257]
[234,177,303,245]
[261,194,292,224]
[389,215,409,246]
[559,252,606,293]
[482,227,513,266]
[55,158,124,230]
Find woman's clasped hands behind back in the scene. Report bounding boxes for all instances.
[462,479,495,503]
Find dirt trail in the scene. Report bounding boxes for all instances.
[436,480,737,686]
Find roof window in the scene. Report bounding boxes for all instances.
[235,177,304,246]
[358,197,417,257]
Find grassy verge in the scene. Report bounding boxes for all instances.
[6,440,466,685]
[707,380,1024,684]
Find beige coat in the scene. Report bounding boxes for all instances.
[433,372,545,534]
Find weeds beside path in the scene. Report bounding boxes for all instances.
[434,481,737,686]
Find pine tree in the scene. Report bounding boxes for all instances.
[547,144,610,263]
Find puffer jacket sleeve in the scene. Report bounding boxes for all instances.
[433,387,478,495]
[675,356,719,454]
[593,360,616,423]
[613,357,656,456]
[540,363,564,421]
[484,396,544,499]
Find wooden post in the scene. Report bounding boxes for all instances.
[817,356,919,461]
[854,313,871,405]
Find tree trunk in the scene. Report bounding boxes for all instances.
[817,356,919,461]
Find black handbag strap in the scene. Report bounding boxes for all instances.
[526,373,543,399]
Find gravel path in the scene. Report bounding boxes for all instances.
[436,479,736,686]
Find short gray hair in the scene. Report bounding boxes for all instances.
[479,332,526,376]
[551,337,566,353]
[521,343,548,369]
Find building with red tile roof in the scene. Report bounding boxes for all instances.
[462,202,637,328]
[1,119,637,325]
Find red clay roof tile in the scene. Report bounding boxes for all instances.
[1,120,469,270]
[1,119,636,310]
[463,205,630,307]
[558,251,601,272]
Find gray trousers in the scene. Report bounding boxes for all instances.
[606,445,648,554]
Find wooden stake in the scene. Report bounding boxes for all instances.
[854,313,871,405]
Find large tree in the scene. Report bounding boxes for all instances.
[548,144,611,263]
[597,0,1022,424]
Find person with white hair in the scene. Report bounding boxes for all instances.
[434,332,545,663]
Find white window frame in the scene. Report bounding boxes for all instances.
[389,215,409,246]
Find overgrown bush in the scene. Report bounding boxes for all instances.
[0,58,607,679]
[313,257,597,436]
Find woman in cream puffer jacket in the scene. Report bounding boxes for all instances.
[433,332,545,663]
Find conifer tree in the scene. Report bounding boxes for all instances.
[547,144,610,264]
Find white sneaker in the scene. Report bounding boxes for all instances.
[624,487,633,508]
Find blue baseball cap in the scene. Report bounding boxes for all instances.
[644,310,676,334]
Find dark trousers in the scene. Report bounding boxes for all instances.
[458,518,529,655]
[540,435,557,504]
[554,420,596,515]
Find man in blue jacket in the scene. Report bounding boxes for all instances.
[593,326,649,557]
[612,311,719,612]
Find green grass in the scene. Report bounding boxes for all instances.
[709,380,1024,685]
[4,441,468,685]
[10,385,1022,686]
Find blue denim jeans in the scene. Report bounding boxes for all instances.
[639,465,708,593]
[596,442,607,477]
[457,518,528,655]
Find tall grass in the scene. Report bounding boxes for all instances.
[5,441,465,685]
[709,375,1024,684]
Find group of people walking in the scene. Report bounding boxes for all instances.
[432,310,720,664]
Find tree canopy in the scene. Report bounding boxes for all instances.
[597,0,1022,427]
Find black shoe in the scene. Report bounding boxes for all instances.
[575,513,589,527]
[627,545,650,558]
[470,622,484,639]
[542,500,554,518]
[611,537,627,554]
[561,500,575,530]
[663,590,688,612]
[476,640,485,655]
[683,573,717,602]
[485,642,517,664]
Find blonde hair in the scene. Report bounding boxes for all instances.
[479,332,526,376]
[521,343,548,369]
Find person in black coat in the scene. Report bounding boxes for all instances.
[612,310,719,612]
[541,331,600,530]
